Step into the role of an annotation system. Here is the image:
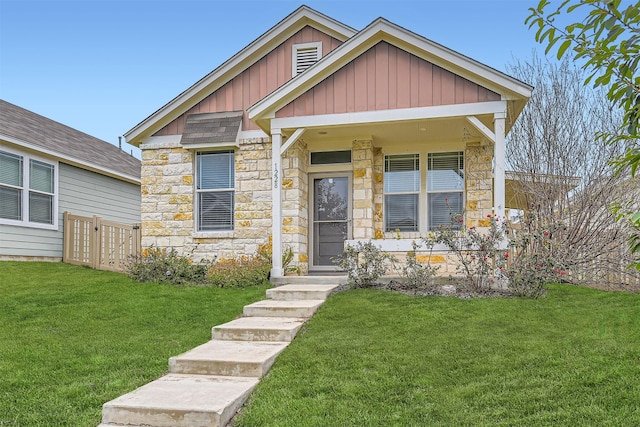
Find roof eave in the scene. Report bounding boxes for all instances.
[249,18,532,124]
[0,133,140,185]
[124,5,356,146]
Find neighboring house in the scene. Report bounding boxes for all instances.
[0,100,141,261]
[124,6,532,277]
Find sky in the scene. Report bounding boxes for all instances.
[0,0,550,158]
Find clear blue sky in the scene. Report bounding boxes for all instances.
[1,0,546,157]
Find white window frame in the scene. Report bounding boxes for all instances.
[427,151,465,231]
[292,42,322,76]
[381,150,465,234]
[383,153,420,232]
[194,150,235,233]
[0,147,58,230]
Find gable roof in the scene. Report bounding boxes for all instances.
[124,5,356,146]
[248,17,532,131]
[0,100,140,184]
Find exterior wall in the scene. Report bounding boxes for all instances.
[281,140,309,274]
[0,162,141,260]
[154,26,344,136]
[140,137,273,262]
[352,139,374,239]
[276,41,501,118]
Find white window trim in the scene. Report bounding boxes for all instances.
[194,150,235,233]
[0,146,59,230]
[292,42,322,76]
[381,149,465,235]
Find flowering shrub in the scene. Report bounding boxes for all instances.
[506,214,568,298]
[333,241,397,288]
[431,213,508,291]
[430,211,568,298]
[127,246,211,285]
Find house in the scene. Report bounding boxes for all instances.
[124,6,532,278]
[0,99,141,261]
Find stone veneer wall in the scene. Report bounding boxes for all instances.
[367,140,495,276]
[281,141,309,274]
[352,139,374,239]
[140,137,273,262]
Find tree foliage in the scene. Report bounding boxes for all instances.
[526,0,640,268]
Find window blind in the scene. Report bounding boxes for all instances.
[30,160,54,193]
[196,151,235,231]
[0,151,23,187]
[29,192,53,224]
[428,152,464,230]
[384,154,420,231]
[0,186,22,220]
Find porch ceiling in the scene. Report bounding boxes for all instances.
[281,114,494,146]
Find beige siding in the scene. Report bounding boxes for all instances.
[154,26,344,136]
[276,41,501,118]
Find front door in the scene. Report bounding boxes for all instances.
[310,174,351,270]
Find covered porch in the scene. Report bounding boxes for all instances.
[266,100,509,277]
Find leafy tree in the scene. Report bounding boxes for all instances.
[526,0,640,268]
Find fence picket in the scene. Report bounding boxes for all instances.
[62,211,141,272]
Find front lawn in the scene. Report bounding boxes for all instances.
[236,285,640,426]
[0,261,269,426]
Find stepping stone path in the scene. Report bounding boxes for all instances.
[98,283,339,427]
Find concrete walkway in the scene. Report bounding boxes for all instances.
[98,283,339,427]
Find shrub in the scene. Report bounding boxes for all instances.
[208,255,271,288]
[432,213,508,291]
[401,240,439,290]
[127,246,210,285]
[333,241,396,288]
[506,214,567,298]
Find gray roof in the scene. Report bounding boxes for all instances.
[0,99,140,181]
[180,111,243,146]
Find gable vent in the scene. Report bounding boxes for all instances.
[293,42,322,76]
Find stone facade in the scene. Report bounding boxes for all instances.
[140,137,273,262]
[140,136,495,277]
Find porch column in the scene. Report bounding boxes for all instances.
[271,130,283,276]
[493,112,506,218]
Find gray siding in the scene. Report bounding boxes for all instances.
[0,163,140,259]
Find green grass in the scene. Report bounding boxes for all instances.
[0,261,269,426]
[235,285,640,426]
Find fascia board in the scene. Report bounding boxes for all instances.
[125,6,356,146]
[249,19,532,121]
[0,134,140,185]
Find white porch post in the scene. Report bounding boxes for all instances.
[271,130,283,277]
[493,111,506,218]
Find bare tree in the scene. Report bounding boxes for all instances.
[506,54,639,288]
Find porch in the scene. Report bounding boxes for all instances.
[267,101,509,278]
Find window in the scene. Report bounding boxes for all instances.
[0,150,56,227]
[292,42,322,75]
[310,150,351,165]
[428,152,464,230]
[196,151,234,231]
[384,154,420,232]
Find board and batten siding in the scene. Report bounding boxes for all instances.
[276,41,501,118]
[0,163,140,260]
[154,25,344,136]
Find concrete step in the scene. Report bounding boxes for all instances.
[243,299,325,318]
[169,340,288,377]
[271,275,348,286]
[101,373,258,427]
[266,284,340,301]
[212,316,305,342]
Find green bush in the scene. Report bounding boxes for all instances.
[401,240,439,289]
[208,255,271,288]
[127,247,210,285]
[333,241,396,288]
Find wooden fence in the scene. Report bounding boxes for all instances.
[63,211,141,272]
